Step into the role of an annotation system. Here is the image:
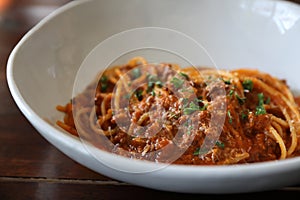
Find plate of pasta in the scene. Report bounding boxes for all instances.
[56,56,300,166]
[6,0,300,194]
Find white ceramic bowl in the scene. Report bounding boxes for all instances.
[7,0,300,194]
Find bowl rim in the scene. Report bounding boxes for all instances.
[6,0,300,181]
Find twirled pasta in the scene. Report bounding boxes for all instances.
[56,57,300,165]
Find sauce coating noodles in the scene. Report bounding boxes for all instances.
[56,57,300,165]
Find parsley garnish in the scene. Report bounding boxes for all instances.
[241,113,248,120]
[179,72,189,80]
[242,80,253,92]
[194,142,224,155]
[169,112,180,120]
[100,75,108,92]
[183,101,200,115]
[171,77,184,89]
[227,110,233,124]
[147,74,158,87]
[155,81,163,88]
[135,89,143,101]
[229,89,234,97]
[235,93,246,105]
[180,88,194,94]
[193,147,208,156]
[201,103,208,111]
[132,68,141,79]
[255,93,267,115]
[181,98,189,107]
[150,90,156,97]
[216,141,225,149]
[224,79,231,85]
[187,125,193,135]
[146,74,163,93]
[183,119,191,127]
[265,97,271,105]
[183,101,207,115]
[241,110,249,120]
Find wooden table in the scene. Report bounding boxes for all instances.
[1,0,300,199]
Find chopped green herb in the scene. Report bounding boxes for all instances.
[242,79,253,92]
[256,93,267,115]
[224,79,231,85]
[193,147,208,156]
[146,87,152,94]
[169,112,180,120]
[147,75,156,87]
[146,74,163,93]
[193,148,200,155]
[171,77,184,89]
[181,88,194,94]
[256,106,266,115]
[183,101,200,115]
[241,110,248,120]
[196,98,204,103]
[227,110,233,124]
[187,125,193,135]
[135,89,143,101]
[147,74,158,81]
[179,72,189,80]
[258,93,265,105]
[235,93,246,105]
[201,104,208,111]
[183,101,207,115]
[148,81,154,88]
[265,97,271,105]
[155,81,163,88]
[150,90,156,97]
[183,120,189,127]
[229,89,234,97]
[132,68,141,79]
[100,75,108,82]
[181,98,189,107]
[216,141,225,149]
[100,75,108,92]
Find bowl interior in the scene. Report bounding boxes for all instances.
[10,0,300,120]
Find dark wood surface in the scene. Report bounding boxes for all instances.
[1,0,300,199]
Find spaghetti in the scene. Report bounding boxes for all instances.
[56,57,300,165]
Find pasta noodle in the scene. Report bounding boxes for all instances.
[56,57,300,165]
